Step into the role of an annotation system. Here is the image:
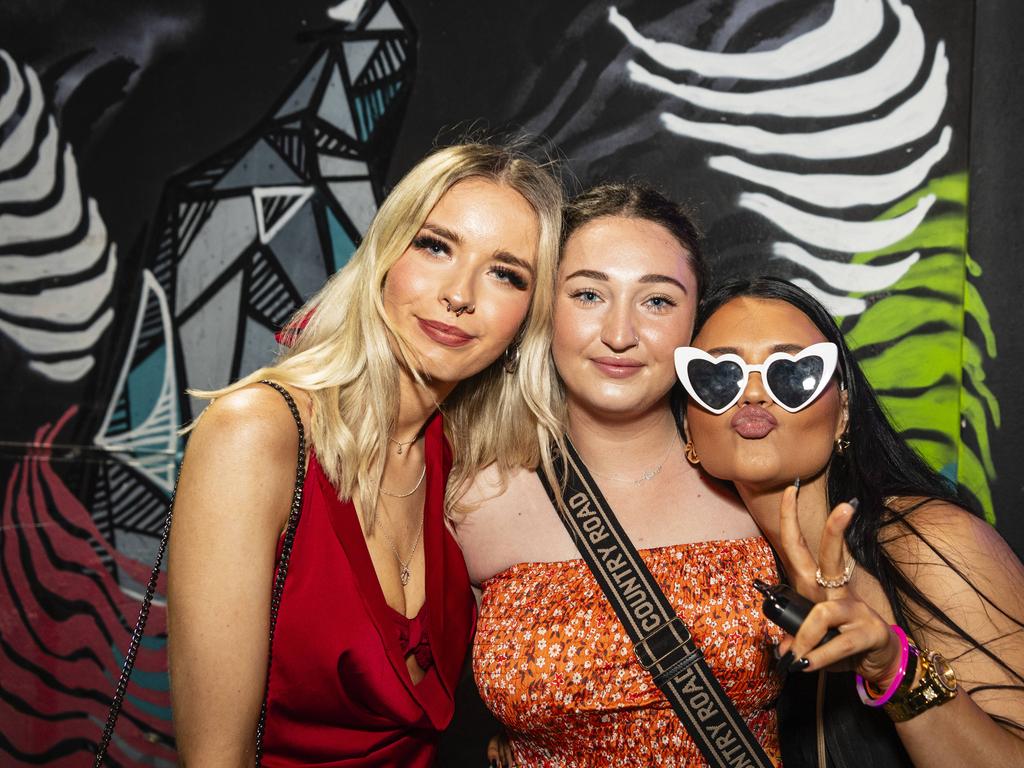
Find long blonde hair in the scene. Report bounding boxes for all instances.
[192,141,563,527]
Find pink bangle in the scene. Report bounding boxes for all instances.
[856,625,910,707]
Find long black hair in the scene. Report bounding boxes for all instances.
[695,276,1024,725]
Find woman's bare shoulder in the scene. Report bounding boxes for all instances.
[188,383,311,463]
[176,383,312,533]
[881,497,1024,638]
[454,464,574,585]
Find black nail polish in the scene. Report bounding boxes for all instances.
[791,657,811,672]
[848,497,860,511]
[776,650,794,676]
[793,477,801,490]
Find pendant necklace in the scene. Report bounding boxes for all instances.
[388,435,417,455]
[375,509,425,586]
[584,431,678,487]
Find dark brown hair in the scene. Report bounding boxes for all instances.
[562,182,708,298]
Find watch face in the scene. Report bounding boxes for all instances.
[930,653,958,692]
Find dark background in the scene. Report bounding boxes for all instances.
[0,1,1021,764]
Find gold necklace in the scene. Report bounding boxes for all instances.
[379,464,426,498]
[583,431,678,486]
[375,509,425,586]
[388,435,417,455]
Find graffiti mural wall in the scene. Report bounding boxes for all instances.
[0,0,1018,763]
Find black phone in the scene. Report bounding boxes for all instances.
[753,579,840,645]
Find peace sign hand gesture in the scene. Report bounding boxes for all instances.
[776,485,903,691]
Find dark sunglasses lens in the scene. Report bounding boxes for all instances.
[688,359,744,410]
[766,356,825,409]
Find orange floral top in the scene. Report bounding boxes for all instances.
[473,537,784,767]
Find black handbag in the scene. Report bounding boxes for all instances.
[93,380,307,767]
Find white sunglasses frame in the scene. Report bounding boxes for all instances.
[674,342,840,415]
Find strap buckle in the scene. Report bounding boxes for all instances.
[634,616,692,671]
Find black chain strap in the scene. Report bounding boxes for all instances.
[94,380,307,766]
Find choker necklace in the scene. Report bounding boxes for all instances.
[375,510,425,586]
[582,431,678,487]
[379,464,426,498]
[388,435,417,455]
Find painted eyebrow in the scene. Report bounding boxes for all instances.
[703,343,808,356]
[563,270,688,293]
[421,224,534,276]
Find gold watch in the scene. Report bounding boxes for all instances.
[884,649,959,722]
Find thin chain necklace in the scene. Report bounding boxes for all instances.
[379,464,426,498]
[375,508,425,586]
[388,435,417,455]
[582,431,678,486]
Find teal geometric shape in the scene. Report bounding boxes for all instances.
[353,82,402,142]
[127,346,165,430]
[327,208,358,272]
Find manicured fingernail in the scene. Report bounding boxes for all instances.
[776,650,794,675]
[792,657,811,672]
[848,497,860,511]
[793,477,801,490]
[490,761,498,768]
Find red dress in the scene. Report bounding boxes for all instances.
[261,414,476,766]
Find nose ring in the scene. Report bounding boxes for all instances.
[445,299,473,318]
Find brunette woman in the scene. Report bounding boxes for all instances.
[457,184,784,766]
[678,276,1024,766]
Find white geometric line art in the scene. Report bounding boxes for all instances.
[95,270,179,494]
[252,186,315,244]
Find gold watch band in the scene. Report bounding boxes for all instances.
[884,649,959,722]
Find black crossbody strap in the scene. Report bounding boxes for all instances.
[94,380,306,767]
[537,438,774,768]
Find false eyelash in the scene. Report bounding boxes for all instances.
[493,266,529,290]
[413,234,450,256]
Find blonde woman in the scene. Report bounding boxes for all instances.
[166,142,562,767]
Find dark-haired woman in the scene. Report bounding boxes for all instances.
[455,184,785,766]
[678,276,1024,766]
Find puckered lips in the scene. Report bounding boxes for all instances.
[731,404,777,439]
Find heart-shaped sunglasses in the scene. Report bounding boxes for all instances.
[674,342,839,414]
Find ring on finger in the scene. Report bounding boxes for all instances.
[815,560,855,589]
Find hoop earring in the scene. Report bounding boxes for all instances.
[684,441,700,465]
[503,344,520,374]
[834,435,851,456]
